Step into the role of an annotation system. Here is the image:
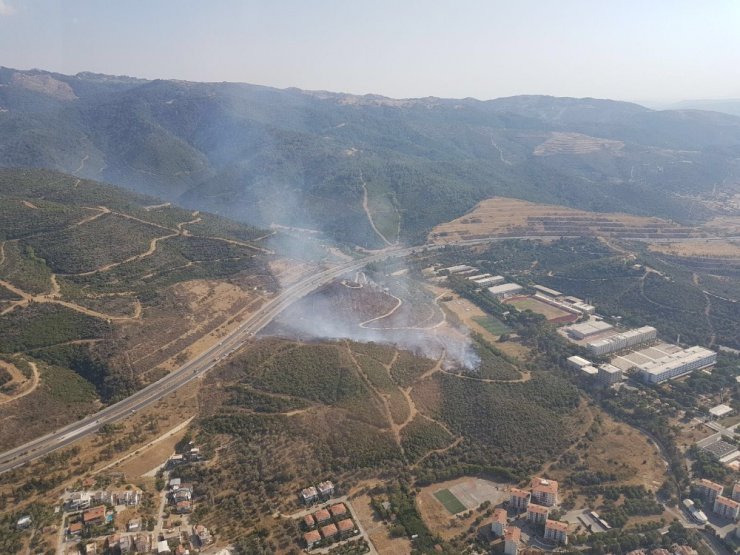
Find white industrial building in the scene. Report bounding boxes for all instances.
[467,273,491,281]
[598,364,622,385]
[638,346,717,384]
[533,285,563,297]
[474,275,505,286]
[567,355,593,370]
[563,320,614,340]
[442,265,475,274]
[488,283,523,299]
[587,326,657,356]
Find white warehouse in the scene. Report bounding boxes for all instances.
[587,326,657,356]
[488,283,523,299]
[638,346,717,384]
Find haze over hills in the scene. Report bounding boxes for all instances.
[2,67,740,247]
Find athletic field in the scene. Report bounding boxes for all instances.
[433,489,466,514]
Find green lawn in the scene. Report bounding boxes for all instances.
[472,315,511,336]
[433,489,466,514]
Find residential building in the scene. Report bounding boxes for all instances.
[86,543,97,555]
[317,480,335,499]
[68,522,83,536]
[320,523,339,539]
[651,550,671,555]
[337,518,355,538]
[732,482,740,503]
[504,526,521,555]
[544,520,568,545]
[527,504,549,524]
[673,545,698,555]
[510,488,530,511]
[83,506,106,527]
[67,492,92,511]
[530,477,558,506]
[303,514,316,530]
[696,478,724,504]
[488,283,523,299]
[134,534,152,554]
[491,508,508,536]
[192,524,212,546]
[168,478,181,490]
[301,486,319,505]
[329,503,347,518]
[127,519,140,532]
[304,530,321,548]
[117,535,134,554]
[175,500,193,514]
[713,495,740,520]
[314,509,331,524]
[16,516,32,529]
[157,540,171,554]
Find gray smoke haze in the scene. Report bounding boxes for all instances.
[266,270,481,371]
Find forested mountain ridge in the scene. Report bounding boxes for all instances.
[2,66,740,247]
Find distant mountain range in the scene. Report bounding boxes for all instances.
[1,66,740,247]
[666,99,740,118]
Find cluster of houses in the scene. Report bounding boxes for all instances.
[625,547,698,555]
[168,477,194,514]
[103,524,211,554]
[694,478,740,521]
[65,487,142,512]
[66,505,111,539]
[167,444,204,468]
[302,502,358,549]
[495,477,568,550]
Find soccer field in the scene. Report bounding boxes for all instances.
[472,315,511,335]
[433,489,467,514]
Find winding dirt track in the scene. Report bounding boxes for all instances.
[0,361,39,406]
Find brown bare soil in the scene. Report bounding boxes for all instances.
[648,239,740,258]
[352,490,412,555]
[547,408,668,492]
[533,132,625,156]
[429,197,704,244]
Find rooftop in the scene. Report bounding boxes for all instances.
[511,487,530,498]
[314,509,331,521]
[304,530,321,543]
[320,523,339,537]
[493,508,508,523]
[709,404,733,418]
[715,495,740,509]
[337,518,354,532]
[697,478,724,492]
[545,519,568,532]
[505,527,522,542]
[83,506,105,523]
[330,503,347,516]
[530,477,558,494]
[528,503,549,514]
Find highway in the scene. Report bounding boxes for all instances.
[0,232,735,474]
[0,242,433,474]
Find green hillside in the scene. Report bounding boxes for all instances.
[2,67,739,246]
[0,168,272,448]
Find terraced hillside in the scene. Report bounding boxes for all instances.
[429,196,711,243]
[0,168,275,448]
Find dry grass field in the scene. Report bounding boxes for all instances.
[429,197,704,244]
[504,295,576,322]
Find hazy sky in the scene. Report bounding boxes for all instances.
[1,0,739,103]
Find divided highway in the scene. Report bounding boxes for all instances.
[0,244,429,474]
[0,232,733,474]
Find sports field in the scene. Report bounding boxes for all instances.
[433,489,466,514]
[472,315,510,336]
[504,295,572,321]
